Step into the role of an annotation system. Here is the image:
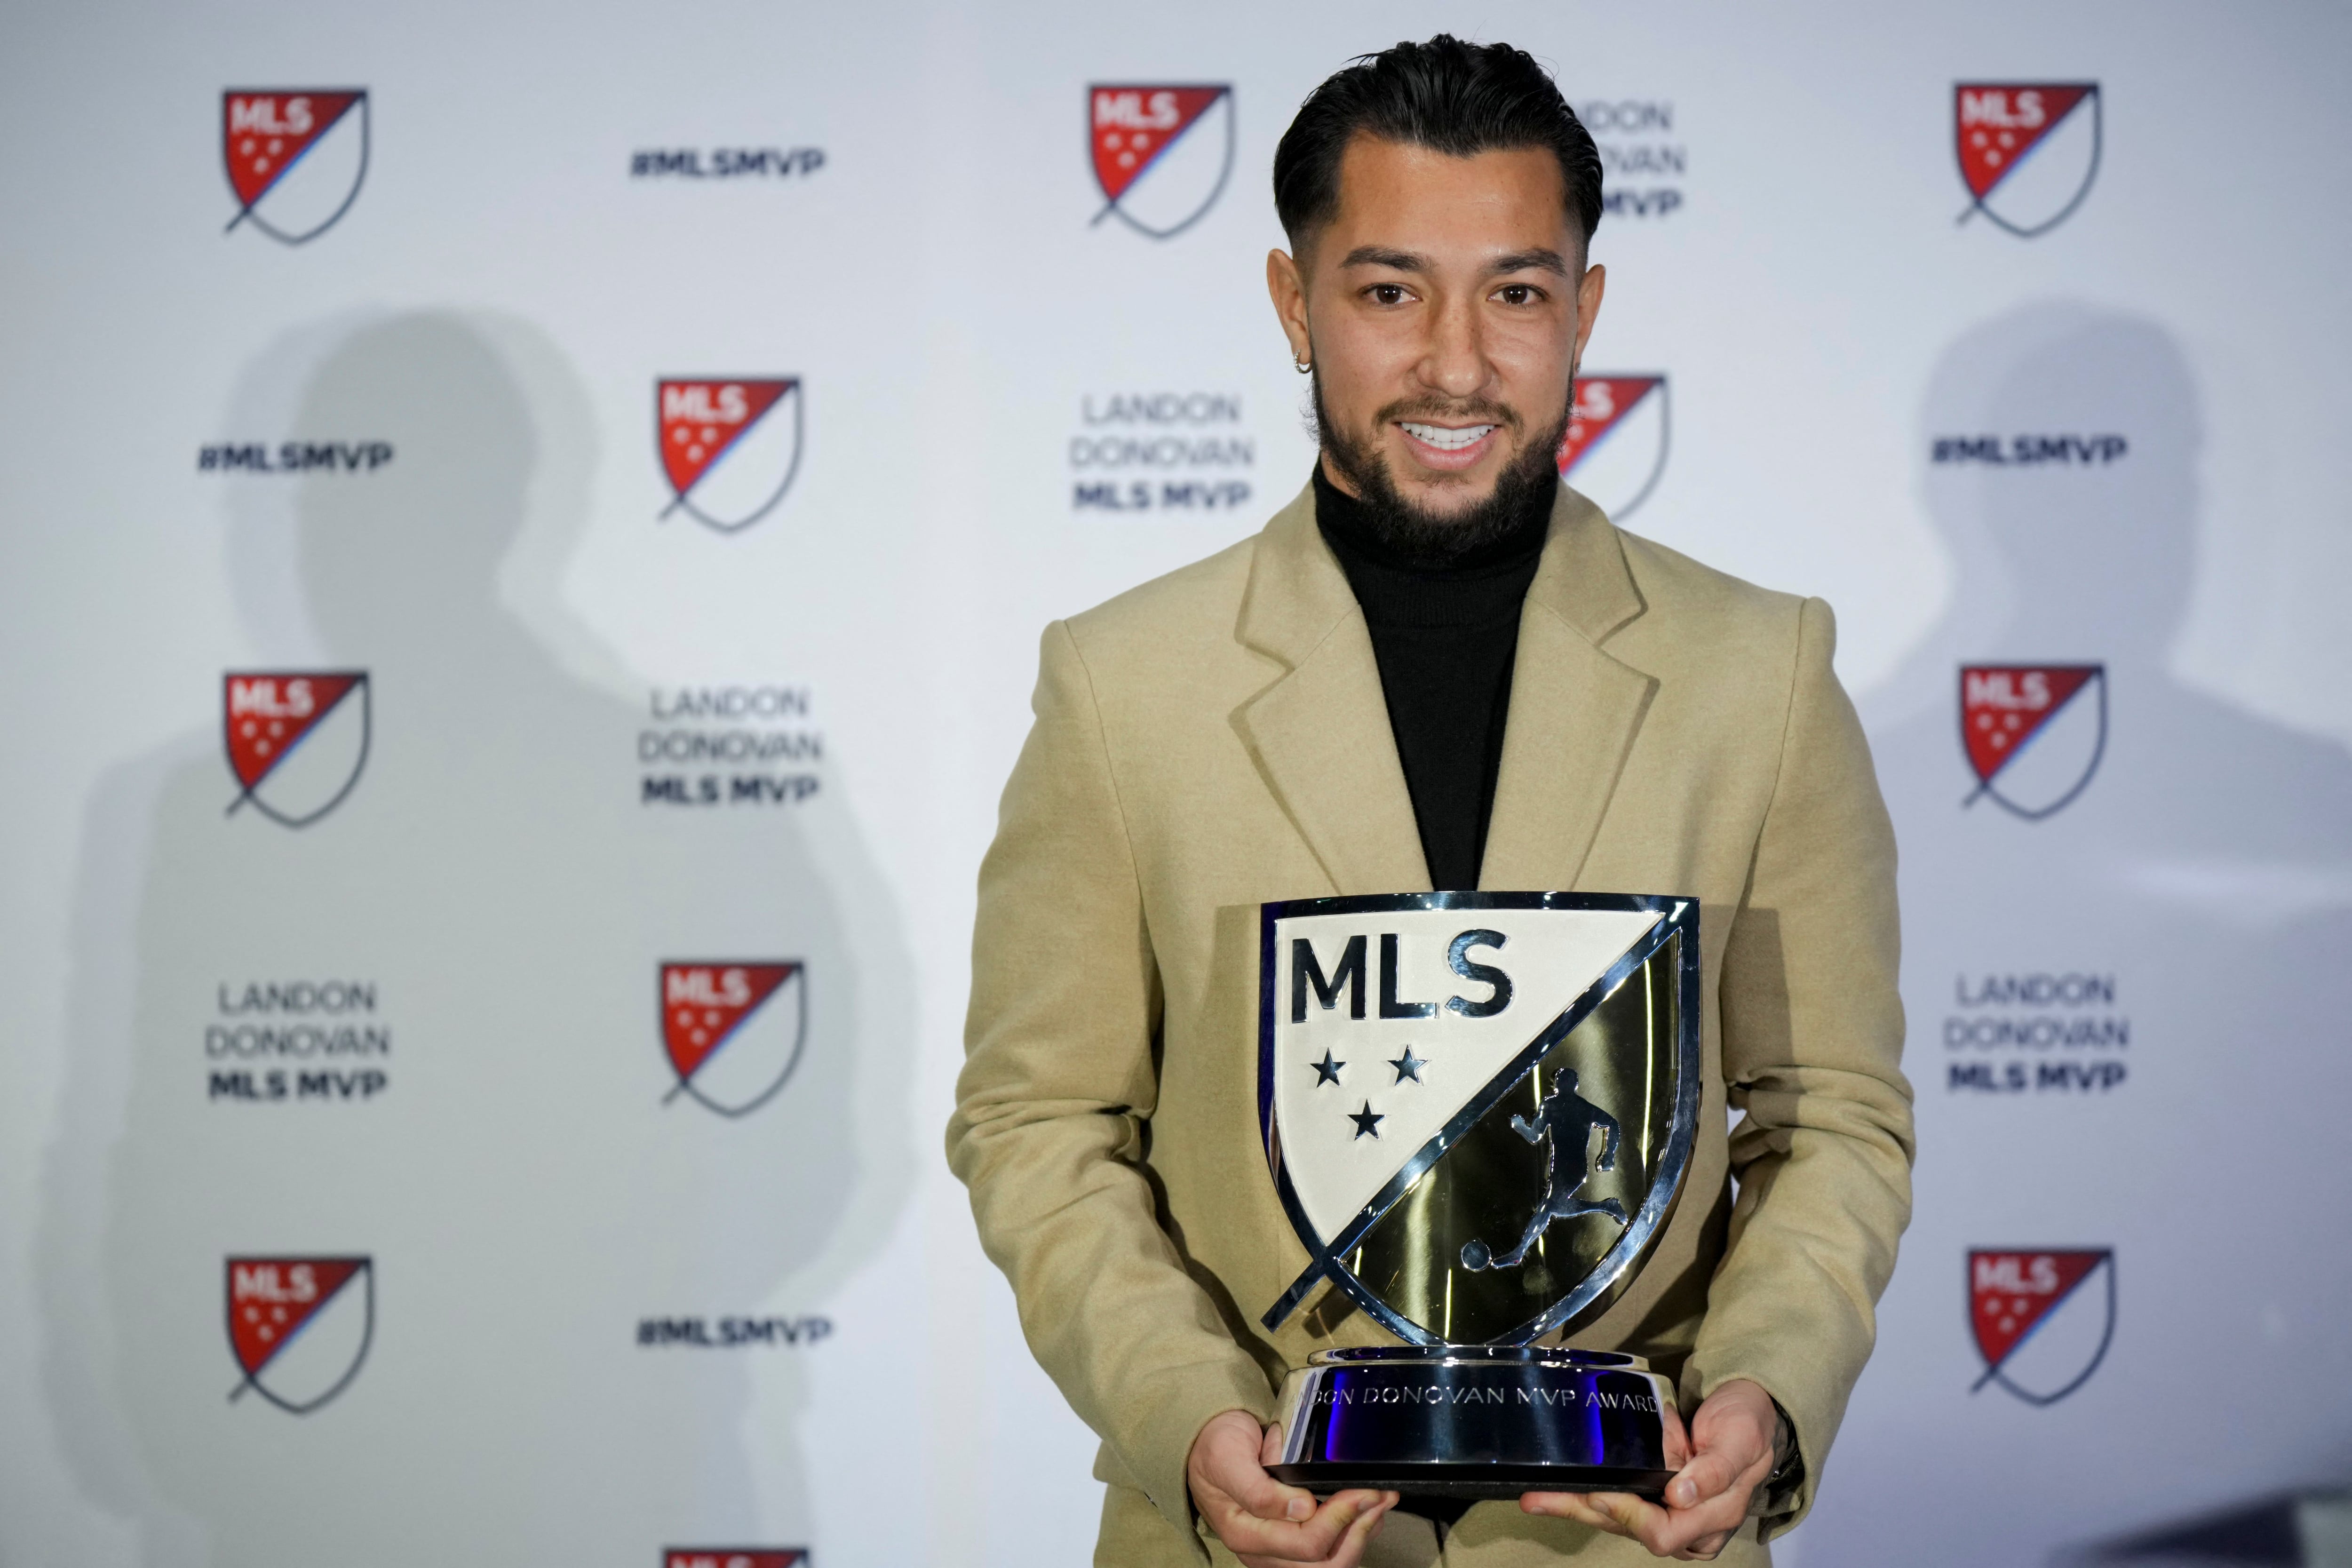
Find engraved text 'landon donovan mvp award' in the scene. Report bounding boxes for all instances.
[1258,892,1702,1498]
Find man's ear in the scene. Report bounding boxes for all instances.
[1267,248,1311,366]
[1571,261,1607,372]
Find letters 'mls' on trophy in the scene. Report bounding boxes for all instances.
[1258,892,1701,1498]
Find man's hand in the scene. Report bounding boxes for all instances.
[1187,1409,1398,1568]
[1520,1378,1779,1561]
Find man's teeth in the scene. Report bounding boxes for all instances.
[1400,422,1496,451]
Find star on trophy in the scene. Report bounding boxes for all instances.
[1256,892,1701,1498]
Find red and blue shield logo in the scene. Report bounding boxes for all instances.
[226,1256,374,1413]
[222,90,369,243]
[656,379,803,533]
[1959,664,2106,820]
[223,671,371,828]
[659,962,808,1117]
[1969,1248,2114,1405]
[1089,84,1234,239]
[1954,83,2101,238]
[1556,374,1669,521]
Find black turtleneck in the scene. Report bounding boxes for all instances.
[1313,464,1553,892]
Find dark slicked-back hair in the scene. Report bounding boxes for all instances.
[1273,35,1602,250]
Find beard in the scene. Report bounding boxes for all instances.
[1311,375,1573,567]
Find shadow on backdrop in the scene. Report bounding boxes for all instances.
[2060,1487,2352,1567]
[37,313,914,1564]
[1861,300,2352,864]
[1805,302,2352,1568]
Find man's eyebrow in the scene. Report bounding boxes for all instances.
[1335,245,1572,277]
[1489,247,1571,277]
[1338,245,1430,271]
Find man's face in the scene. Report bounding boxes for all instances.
[1268,135,1605,547]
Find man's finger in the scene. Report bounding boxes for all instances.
[1639,1491,1754,1559]
[1674,1528,1733,1562]
[1331,1495,1398,1566]
[1666,1445,1748,1510]
[1587,1490,1666,1539]
[1214,1489,1389,1561]
[1192,1411,1313,1523]
[1520,1488,1659,1540]
[1236,1495,1397,1568]
[1205,1449,1318,1522]
[1660,1404,1692,1470]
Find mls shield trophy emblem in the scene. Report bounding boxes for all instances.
[1257,892,1701,1497]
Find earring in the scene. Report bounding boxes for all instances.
[1293,354,1312,374]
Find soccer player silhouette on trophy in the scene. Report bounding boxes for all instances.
[1461,1068,1628,1272]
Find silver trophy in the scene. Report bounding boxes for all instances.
[1257,892,1701,1498]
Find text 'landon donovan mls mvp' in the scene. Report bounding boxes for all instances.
[222,90,369,243]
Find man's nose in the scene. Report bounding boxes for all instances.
[1416,295,1491,399]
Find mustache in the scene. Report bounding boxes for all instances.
[1375,397,1522,432]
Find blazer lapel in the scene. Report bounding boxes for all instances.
[1233,485,1430,895]
[1480,486,1657,891]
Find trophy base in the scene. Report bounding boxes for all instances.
[1268,1346,1679,1502]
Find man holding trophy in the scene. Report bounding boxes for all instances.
[948,35,1913,1567]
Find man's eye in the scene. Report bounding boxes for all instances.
[1497,285,1538,305]
[1369,284,1408,305]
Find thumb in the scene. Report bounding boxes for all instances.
[1213,1443,1313,1523]
[1248,1421,1314,1520]
[1660,1401,1692,1470]
[1667,1443,1744,1511]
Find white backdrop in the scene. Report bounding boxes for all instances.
[3,3,2349,1565]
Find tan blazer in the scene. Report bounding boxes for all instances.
[947,483,1913,1565]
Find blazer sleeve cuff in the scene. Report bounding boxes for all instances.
[1112,1359,1280,1562]
[1680,1356,1834,1539]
